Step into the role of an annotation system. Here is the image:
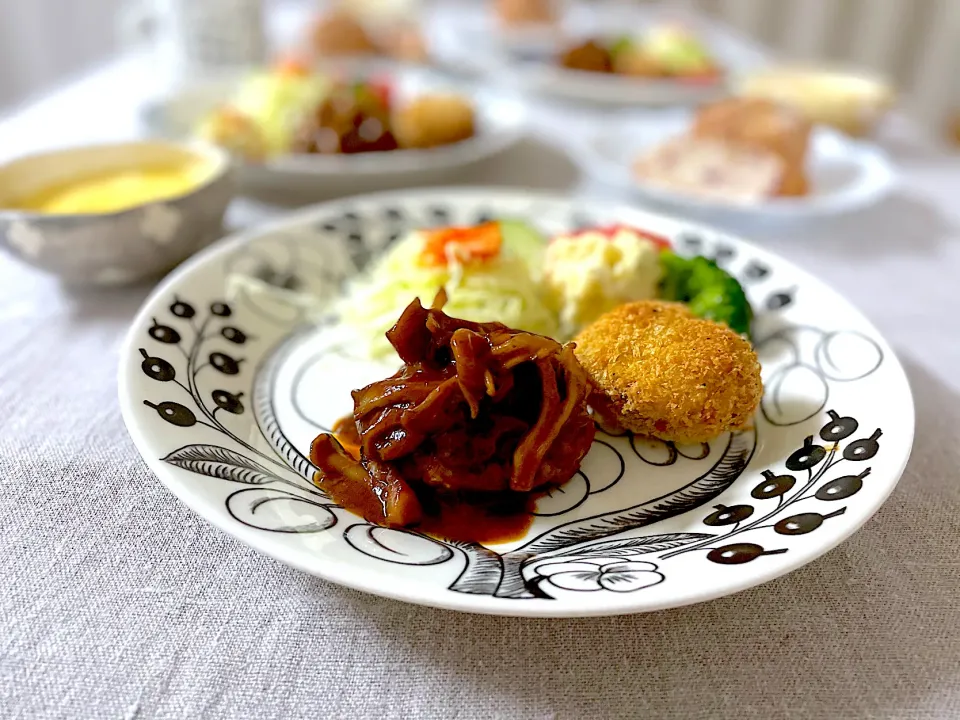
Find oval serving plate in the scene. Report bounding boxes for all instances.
[427,2,766,107]
[119,188,913,617]
[140,61,525,195]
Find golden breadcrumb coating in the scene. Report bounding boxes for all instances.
[310,11,377,57]
[392,95,475,150]
[496,0,556,25]
[574,300,763,443]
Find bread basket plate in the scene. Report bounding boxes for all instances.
[570,109,897,224]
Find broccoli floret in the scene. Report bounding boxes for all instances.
[658,250,753,337]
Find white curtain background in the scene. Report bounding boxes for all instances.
[689,0,960,130]
[0,0,124,111]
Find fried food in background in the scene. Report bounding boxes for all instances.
[378,23,430,63]
[392,94,476,149]
[496,0,557,26]
[950,113,960,146]
[560,40,613,73]
[691,97,812,197]
[309,10,379,57]
[574,300,762,444]
[306,3,431,64]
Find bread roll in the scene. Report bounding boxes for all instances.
[495,0,556,26]
[392,94,475,149]
[691,97,811,197]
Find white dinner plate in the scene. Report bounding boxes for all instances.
[427,2,766,106]
[140,60,526,195]
[119,188,913,617]
[571,109,897,223]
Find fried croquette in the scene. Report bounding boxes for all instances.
[496,0,557,26]
[310,11,378,57]
[574,300,762,443]
[392,94,476,149]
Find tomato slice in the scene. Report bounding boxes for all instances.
[365,74,394,109]
[350,77,392,110]
[421,222,503,266]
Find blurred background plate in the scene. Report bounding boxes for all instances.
[427,0,767,106]
[571,108,897,225]
[140,59,526,196]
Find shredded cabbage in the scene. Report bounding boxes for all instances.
[339,229,558,359]
[202,72,331,156]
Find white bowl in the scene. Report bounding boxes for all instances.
[0,140,234,286]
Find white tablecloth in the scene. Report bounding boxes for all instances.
[2,53,960,720]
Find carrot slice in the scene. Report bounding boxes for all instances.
[420,222,503,267]
[274,55,312,77]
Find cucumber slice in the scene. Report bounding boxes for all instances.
[498,219,547,275]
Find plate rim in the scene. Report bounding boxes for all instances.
[119,186,915,617]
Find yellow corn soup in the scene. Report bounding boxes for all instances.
[9,159,214,215]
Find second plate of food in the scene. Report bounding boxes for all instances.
[141,59,525,195]
[429,2,766,106]
[572,103,897,223]
[119,188,913,617]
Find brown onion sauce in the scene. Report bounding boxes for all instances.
[331,415,362,458]
[319,414,536,544]
[310,297,595,545]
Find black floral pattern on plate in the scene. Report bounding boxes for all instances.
[140,298,332,512]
